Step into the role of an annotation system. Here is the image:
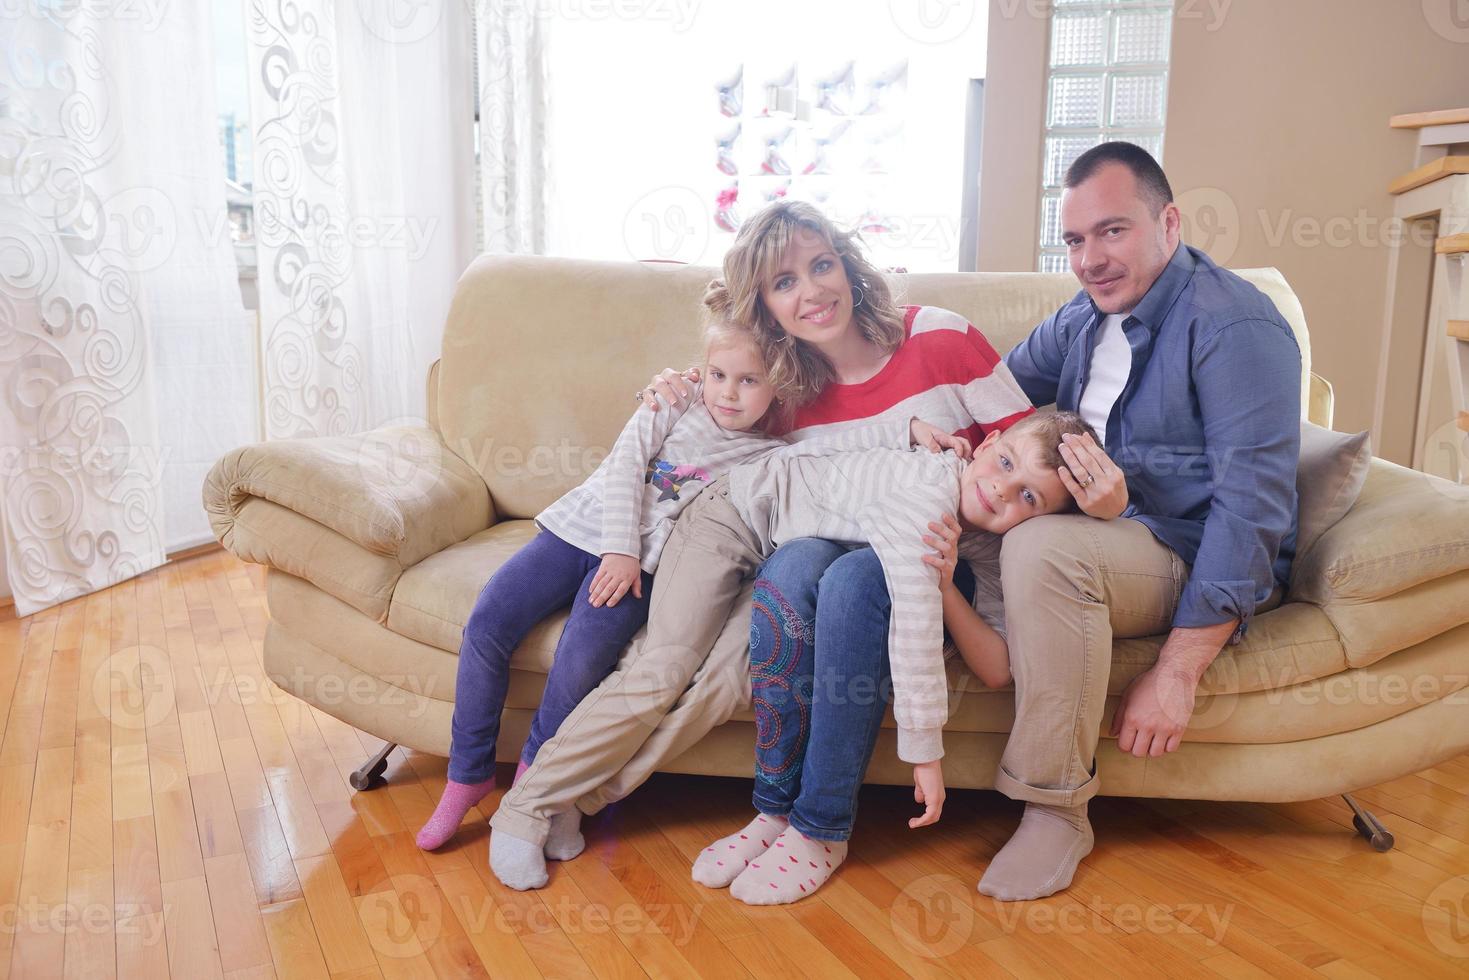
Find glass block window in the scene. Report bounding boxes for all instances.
[1038,0,1173,272]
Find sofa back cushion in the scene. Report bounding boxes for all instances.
[437,255,1314,519]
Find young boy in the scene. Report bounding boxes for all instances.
[490,409,1108,890]
[701,409,1104,905]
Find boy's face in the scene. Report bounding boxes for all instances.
[956,429,1070,534]
[703,340,776,432]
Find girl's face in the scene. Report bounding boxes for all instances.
[758,227,856,351]
[703,339,777,432]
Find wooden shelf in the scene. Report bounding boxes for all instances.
[1450,320,1469,340]
[1390,107,1469,129]
[1437,233,1469,255]
[1389,157,1469,195]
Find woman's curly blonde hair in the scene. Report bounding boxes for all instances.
[719,201,906,410]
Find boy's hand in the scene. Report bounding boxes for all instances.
[589,553,643,607]
[910,760,945,828]
[1057,431,1128,519]
[920,514,963,594]
[638,367,700,411]
[910,419,972,459]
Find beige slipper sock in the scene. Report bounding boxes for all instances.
[977,801,1093,901]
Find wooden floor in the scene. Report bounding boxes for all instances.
[2,550,1468,979]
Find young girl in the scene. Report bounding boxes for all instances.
[416,285,785,850]
[488,201,1088,888]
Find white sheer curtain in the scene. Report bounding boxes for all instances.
[244,0,477,439]
[0,4,256,616]
[477,0,551,253]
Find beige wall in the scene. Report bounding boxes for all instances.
[978,0,1469,449]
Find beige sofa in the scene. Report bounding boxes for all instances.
[205,255,1469,845]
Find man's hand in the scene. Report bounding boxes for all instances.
[910,419,973,459]
[588,553,643,607]
[638,367,700,411]
[910,759,945,828]
[1109,620,1235,756]
[1109,662,1197,757]
[1057,431,1127,519]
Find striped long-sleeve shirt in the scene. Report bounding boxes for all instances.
[730,446,1002,765]
[535,386,780,573]
[536,384,915,574]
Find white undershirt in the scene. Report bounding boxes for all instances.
[1077,313,1132,446]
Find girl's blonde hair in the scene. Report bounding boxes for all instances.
[720,200,906,409]
[694,279,785,433]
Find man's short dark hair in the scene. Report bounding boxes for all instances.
[1064,141,1174,216]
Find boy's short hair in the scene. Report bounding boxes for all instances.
[1004,411,1101,512]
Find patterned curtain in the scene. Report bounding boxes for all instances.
[477,0,551,254]
[244,0,477,440]
[0,4,254,616]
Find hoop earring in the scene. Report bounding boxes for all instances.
[852,285,865,308]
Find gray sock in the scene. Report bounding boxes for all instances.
[543,809,585,861]
[490,828,549,890]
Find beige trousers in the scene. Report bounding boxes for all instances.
[490,478,761,845]
[994,514,1191,806]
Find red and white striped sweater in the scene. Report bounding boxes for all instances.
[776,305,1035,447]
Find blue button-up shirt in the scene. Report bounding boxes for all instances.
[1005,244,1300,640]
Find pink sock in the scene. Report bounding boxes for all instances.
[415,776,495,850]
[513,760,530,786]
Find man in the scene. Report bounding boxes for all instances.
[985,141,1300,900]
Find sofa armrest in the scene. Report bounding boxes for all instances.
[1291,456,1469,605]
[204,425,494,591]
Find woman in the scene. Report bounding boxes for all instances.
[488,200,1037,889]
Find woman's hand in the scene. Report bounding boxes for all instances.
[910,759,945,828]
[589,553,643,607]
[920,514,963,594]
[637,367,701,411]
[1058,431,1128,519]
[910,419,972,459]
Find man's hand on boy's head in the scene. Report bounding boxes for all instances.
[1057,431,1128,519]
[909,760,945,828]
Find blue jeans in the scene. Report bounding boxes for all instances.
[750,538,975,841]
[448,530,653,784]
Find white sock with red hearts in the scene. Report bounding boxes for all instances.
[729,825,847,905]
[692,812,789,888]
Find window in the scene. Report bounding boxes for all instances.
[1037,0,1173,272]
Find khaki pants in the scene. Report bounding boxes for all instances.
[490,478,761,845]
[994,514,1193,806]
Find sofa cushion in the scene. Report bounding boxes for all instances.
[1292,422,1371,561]
[387,520,552,662]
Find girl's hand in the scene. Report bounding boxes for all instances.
[589,553,643,607]
[1057,431,1128,519]
[910,419,972,459]
[920,514,963,594]
[910,759,946,828]
[638,367,701,411]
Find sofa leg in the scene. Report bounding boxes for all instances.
[349,741,397,791]
[1342,793,1395,852]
